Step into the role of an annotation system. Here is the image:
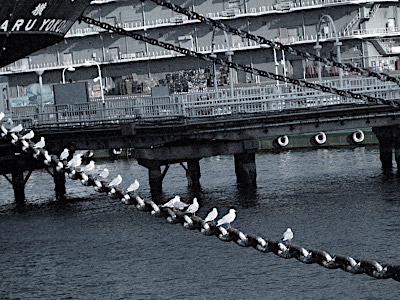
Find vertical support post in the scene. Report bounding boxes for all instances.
[187,159,201,187]
[12,169,25,205]
[372,126,395,173]
[234,152,257,187]
[148,162,162,197]
[138,159,163,200]
[53,166,66,200]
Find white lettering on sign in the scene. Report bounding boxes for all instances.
[38,18,52,31]
[0,18,74,34]
[11,19,24,31]
[0,20,9,32]
[25,19,37,31]
[32,3,48,17]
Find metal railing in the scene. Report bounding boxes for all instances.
[8,77,400,127]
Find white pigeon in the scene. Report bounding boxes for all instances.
[282,228,293,243]
[99,168,109,178]
[172,197,189,210]
[67,154,82,168]
[22,130,34,140]
[186,198,199,216]
[113,148,122,155]
[9,124,23,133]
[216,209,236,228]
[1,124,7,136]
[33,137,45,149]
[5,118,13,127]
[0,111,4,121]
[204,207,218,223]
[127,179,139,192]
[83,160,95,172]
[108,174,122,187]
[162,195,180,208]
[60,148,69,160]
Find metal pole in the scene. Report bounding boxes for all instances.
[62,68,66,84]
[335,41,343,88]
[223,31,234,100]
[273,47,279,86]
[95,62,105,104]
[314,43,322,82]
[35,70,44,113]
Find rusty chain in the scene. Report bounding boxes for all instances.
[79,16,397,107]
[1,121,400,282]
[149,0,400,87]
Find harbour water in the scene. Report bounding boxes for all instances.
[1,147,400,299]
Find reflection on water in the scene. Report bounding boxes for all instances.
[1,147,400,298]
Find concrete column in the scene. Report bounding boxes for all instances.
[234,152,257,187]
[12,169,25,205]
[148,164,162,196]
[138,159,163,199]
[187,159,201,187]
[372,126,395,173]
[53,166,66,201]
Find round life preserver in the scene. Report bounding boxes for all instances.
[314,132,327,145]
[277,135,289,147]
[352,130,364,143]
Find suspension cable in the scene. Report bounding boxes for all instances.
[1,120,400,282]
[149,0,400,87]
[79,16,397,107]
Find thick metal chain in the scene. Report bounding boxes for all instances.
[2,122,400,282]
[149,0,400,87]
[79,16,397,107]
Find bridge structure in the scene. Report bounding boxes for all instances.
[2,76,400,202]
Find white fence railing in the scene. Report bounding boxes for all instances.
[9,77,400,127]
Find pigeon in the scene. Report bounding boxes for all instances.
[282,228,293,244]
[9,124,23,133]
[162,195,180,208]
[33,137,45,149]
[216,209,236,228]
[204,207,218,223]
[127,179,139,192]
[99,168,109,178]
[60,148,69,161]
[82,160,95,172]
[108,174,122,187]
[22,130,34,140]
[186,198,199,216]
[1,124,7,136]
[172,197,189,210]
[67,154,82,168]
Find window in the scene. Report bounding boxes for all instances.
[63,53,73,65]
[109,47,119,61]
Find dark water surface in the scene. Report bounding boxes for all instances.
[1,147,400,299]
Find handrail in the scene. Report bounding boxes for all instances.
[9,77,400,126]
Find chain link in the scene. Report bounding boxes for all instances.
[149,0,400,87]
[79,16,397,107]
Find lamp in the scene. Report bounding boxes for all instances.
[62,66,75,84]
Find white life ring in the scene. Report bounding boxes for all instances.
[352,130,364,143]
[277,135,289,147]
[314,132,327,145]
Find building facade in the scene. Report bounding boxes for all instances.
[2,0,400,102]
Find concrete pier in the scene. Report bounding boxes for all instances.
[186,159,201,187]
[53,166,66,200]
[11,169,25,205]
[372,126,400,172]
[234,152,257,187]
